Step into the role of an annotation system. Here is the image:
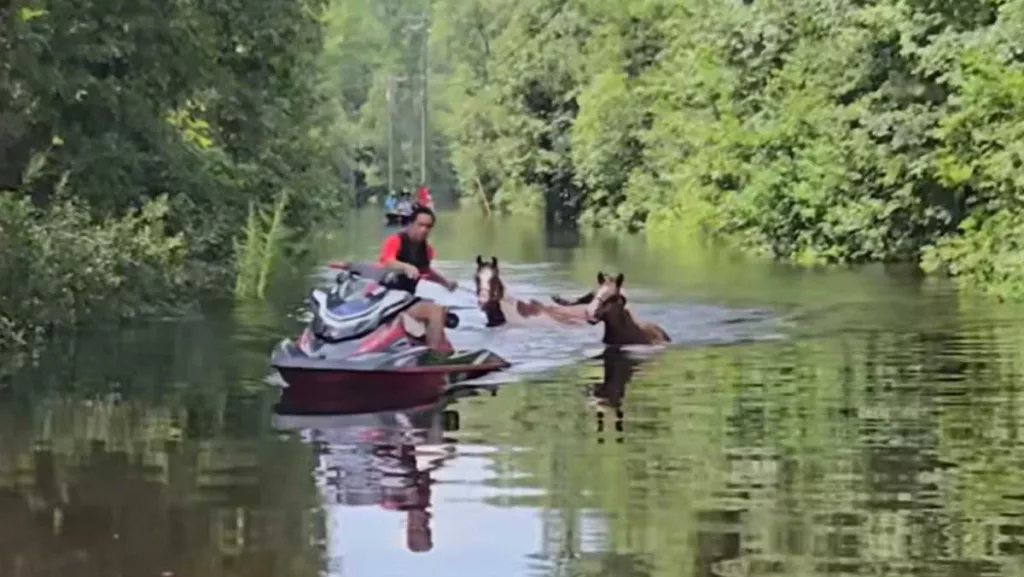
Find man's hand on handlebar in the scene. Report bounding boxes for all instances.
[401,263,420,279]
[393,263,457,291]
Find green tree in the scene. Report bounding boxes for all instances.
[429,0,1024,298]
[0,0,350,345]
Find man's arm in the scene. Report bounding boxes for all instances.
[422,244,455,289]
[424,267,452,286]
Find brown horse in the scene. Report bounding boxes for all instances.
[586,272,670,345]
[473,256,590,327]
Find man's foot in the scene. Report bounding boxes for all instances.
[419,346,487,366]
[418,348,453,365]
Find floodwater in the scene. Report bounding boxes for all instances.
[2,209,1024,577]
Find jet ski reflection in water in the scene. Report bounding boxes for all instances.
[270,261,510,413]
[272,385,497,558]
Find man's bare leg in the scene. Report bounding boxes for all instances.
[406,301,451,350]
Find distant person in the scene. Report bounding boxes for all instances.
[377,206,458,350]
[396,194,413,216]
[383,192,397,213]
[416,184,432,208]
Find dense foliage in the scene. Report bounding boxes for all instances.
[0,0,347,347]
[424,0,1024,297]
[4,0,1023,349]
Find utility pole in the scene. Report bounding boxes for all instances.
[419,2,429,186]
[387,75,408,193]
[386,75,394,194]
[349,143,357,206]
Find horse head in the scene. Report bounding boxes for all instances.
[474,255,504,307]
[585,271,626,325]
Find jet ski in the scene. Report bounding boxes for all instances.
[395,199,413,225]
[270,261,510,412]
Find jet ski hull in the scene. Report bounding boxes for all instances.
[270,339,509,414]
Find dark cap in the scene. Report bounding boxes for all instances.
[410,205,435,222]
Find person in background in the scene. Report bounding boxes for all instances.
[377,206,458,350]
[416,184,433,209]
[396,193,413,217]
[383,191,397,213]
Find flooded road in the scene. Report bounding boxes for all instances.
[2,210,1024,577]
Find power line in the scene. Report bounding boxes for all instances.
[381,0,573,177]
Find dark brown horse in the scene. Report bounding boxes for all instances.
[586,272,670,345]
[473,255,590,327]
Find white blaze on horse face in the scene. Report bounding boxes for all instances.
[476,267,495,306]
[586,283,616,321]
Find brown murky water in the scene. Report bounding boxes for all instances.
[2,210,1023,577]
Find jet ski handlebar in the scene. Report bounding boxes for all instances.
[326,261,460,326]
[328,260,388,279]
[328,260,436,288]
[327,261,462,329]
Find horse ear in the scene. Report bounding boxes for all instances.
[597,271,605,284]
[614,273,624,287]
[491,256,498,268]
[476,255,484,267]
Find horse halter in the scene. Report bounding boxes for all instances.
[474,264,506,327]
[587,287,627,322]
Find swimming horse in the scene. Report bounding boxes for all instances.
[473,256,591,327]
[585,272,670,346]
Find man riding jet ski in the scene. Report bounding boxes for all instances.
[377,205,457,351]
[269,262,509,395]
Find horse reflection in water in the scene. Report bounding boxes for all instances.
[589,348,642,445]
[271,385,496,558]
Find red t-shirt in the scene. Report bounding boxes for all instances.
[416,186,429,205]
[378,233,434,270]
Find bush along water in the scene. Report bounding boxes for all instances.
[0,0,351,352]
[0,189,188,350]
